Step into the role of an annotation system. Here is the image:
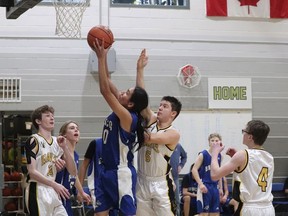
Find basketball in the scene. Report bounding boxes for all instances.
[4,201,17,211]
[87,25,114,49]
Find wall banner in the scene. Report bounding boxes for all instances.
[208,78,252,109]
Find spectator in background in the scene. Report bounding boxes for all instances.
[220,176,239,216]
[285,177,288,194]
[181,163,198,216]
[170,143,187,216]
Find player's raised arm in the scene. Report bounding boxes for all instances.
[136,49,156,126]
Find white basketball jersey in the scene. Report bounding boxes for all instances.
[30,134,63,182]
[234,148,274,203]
[137,122,175,177]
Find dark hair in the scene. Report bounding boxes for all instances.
[129,86,149,149]
[31,105,54,130]
[161,96,182,119]
[59,120,78,136]
[246,120,270,146]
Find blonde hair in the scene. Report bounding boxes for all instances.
[208,133,222,141]
[59,120,78,136]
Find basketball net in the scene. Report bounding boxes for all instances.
[177,64,201,89]
[53,0,90,38]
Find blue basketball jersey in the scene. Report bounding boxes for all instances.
[85,139,103,192]
[101,112,137,169]
[55,151,79,216]
[96,111,138,215]
[198,150,221,184]
[197,150,221,213]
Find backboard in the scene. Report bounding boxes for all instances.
[0,0,41,19]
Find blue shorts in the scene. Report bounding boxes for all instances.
[95,166,137,215]
[197,183,220,213]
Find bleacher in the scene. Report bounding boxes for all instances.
[178,174,288,216]
[272,183,288,215]
[226,182,288,215]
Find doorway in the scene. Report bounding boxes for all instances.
[1,111,32,214]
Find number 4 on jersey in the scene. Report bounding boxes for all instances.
[257,167,268,192]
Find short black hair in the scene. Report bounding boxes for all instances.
[161,96,182,119]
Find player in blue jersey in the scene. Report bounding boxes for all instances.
[92,39,149,216]
[55,120,91,216]
[192,133,222,216]
[78,139,103,211]
[78,138,118,216]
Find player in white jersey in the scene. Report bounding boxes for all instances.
[24,105,77,216]
[210,120,275,216]
[136,49,182,216]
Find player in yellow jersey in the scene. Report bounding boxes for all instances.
[210,120,274,216]
[136,49,182,216]
[25,105,77,216]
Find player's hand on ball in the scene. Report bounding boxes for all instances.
[92,38,109,60]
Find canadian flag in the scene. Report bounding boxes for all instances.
[206,0,288,18]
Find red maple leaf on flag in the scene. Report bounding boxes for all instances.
[238,0,260,14]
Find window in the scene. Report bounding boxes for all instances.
[111,0,189,8]
[0,77,21,102]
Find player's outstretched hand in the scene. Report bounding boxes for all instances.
[137,49,148,71]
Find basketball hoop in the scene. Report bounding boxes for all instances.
[53,0,90,38]
[177,64,201,89]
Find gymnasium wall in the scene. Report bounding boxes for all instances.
[0,0,287,182]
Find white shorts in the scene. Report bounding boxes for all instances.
[242,202,275,216]
[136,172,176,216]
[25,182,67,216]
